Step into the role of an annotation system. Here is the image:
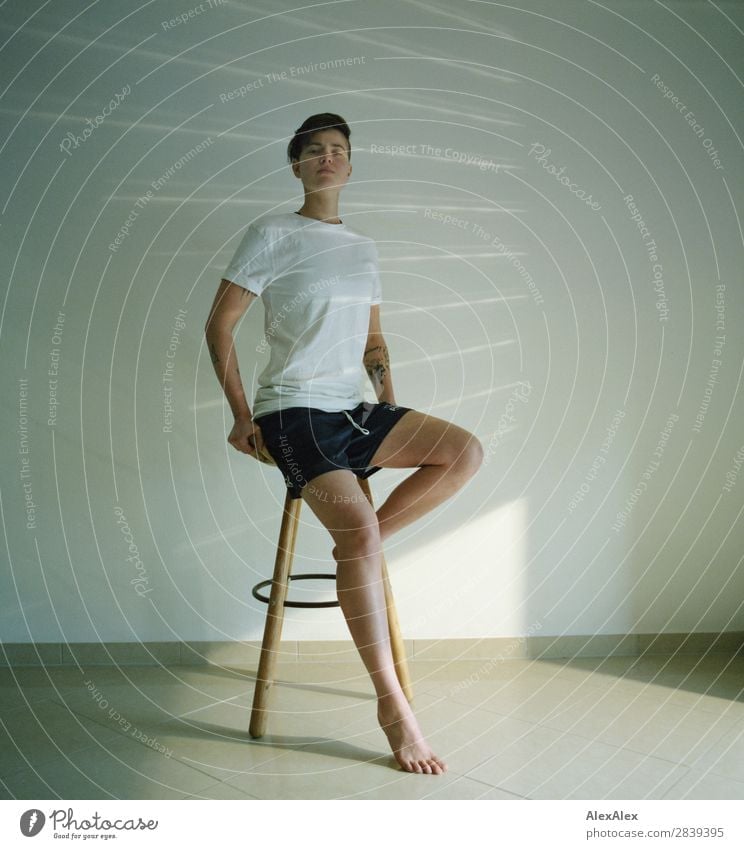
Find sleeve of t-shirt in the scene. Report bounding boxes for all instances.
[370,242,382,305]
[222,222,274,296]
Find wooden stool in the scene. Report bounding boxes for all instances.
[248,474,412,739]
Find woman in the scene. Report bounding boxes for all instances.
[204,113,483,775]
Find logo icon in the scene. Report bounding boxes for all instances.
[20,809,45,836]
[385,404,400,411]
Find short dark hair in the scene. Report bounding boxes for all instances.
[287,113,351,163]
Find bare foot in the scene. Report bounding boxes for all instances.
[377,694,447,774]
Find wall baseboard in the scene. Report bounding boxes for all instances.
[1,631,742,667]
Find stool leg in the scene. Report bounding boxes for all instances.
[357,477,414,703]
[249,492,303,739]
[380,552,413,702]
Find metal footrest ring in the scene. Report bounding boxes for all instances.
[251,573,340,608]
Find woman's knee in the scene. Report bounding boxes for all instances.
[444,428,484,476]
[300,470,382,559]
[334,521,381,561]
[463,433,484,473]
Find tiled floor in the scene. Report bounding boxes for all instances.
[1,652,743,800]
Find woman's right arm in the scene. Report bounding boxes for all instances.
[204,278,265,457]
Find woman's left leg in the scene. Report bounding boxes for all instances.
[366,410,484,544]
[300,468,447,775]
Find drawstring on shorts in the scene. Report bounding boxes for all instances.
[343,409,370,435]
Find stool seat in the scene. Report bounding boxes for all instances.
[253,441,277,465]
[249,475,412,739]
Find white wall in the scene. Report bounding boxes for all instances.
[2,0,743,644]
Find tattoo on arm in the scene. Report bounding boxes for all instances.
[209,342,220,365]
[364,343,389,391]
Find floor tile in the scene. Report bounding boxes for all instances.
[180,781,260,800]
[537,687,740,764]
[140,714,308,781]
[0,763,108,800]
[662,767,744,800]
[0,698,133,777]
[2,732,218,799]
[466,724,686,799]
[687,721,744,782]
[432,670,606,727]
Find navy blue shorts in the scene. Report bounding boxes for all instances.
[253,401,414,499]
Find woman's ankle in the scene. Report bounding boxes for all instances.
[377,688,410,712]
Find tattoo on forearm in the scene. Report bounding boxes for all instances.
[364,343,389,391]
[209,342,220,365]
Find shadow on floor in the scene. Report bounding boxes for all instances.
[165,716,395,768]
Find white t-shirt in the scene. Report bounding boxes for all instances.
[222,211,382,419]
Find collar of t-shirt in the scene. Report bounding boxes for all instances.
[294,211,343,226]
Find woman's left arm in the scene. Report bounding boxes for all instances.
[364,305,396,404]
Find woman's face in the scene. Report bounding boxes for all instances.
[291,128,352,192]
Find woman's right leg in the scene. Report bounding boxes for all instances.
[299,468,446,775]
